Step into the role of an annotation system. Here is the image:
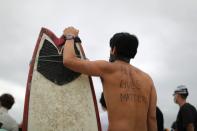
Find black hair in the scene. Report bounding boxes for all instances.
[110,32,138,59]
[0,93,15,110]
[99,92,107,109]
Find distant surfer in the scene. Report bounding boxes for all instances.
[0,93,18,131]
[63,26,157,131]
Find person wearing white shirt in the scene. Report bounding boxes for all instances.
[0,93,18,131]
[99,92,108,131]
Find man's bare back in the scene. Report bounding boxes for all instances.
[63,27,157,131]
[101,60,157,131]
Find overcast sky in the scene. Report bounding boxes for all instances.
[0,0,197,129]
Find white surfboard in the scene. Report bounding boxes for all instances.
[21,28,101,131]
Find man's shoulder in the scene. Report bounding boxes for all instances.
[0,112,17,124]
[94,60,110,65]
[132,65,153,82]
[182,103,197,112]
[182,103,193,108]
[94,60,116,72]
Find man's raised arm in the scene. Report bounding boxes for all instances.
[63,27,108,77]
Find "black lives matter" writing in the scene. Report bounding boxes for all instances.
[120,93,146,103]
[119,66,146,104]
[119,66,140,90]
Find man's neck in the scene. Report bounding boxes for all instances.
[109,54,130,63]
[116,56,130,63]
[179,100,186,107]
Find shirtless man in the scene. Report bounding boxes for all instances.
[63,27,157,131]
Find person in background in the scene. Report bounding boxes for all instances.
[0,93,18,131]
[173,85,197,131]
[100,92,109,131]
[156,106,164,131]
